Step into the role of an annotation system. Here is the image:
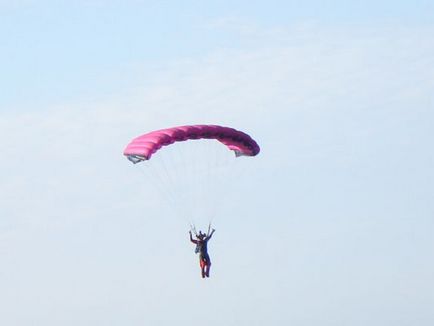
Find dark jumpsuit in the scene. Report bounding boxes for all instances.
[194,238,211,268]
[190,232,214,276]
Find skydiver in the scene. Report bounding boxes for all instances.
[189,228,215,278]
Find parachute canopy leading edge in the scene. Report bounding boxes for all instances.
[123,124,260,163]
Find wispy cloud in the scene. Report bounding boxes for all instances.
[1,22,434,325]
[2,22,433,233]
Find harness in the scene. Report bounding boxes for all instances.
[191,223,212,254]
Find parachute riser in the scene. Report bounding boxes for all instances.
[190,223,212,237]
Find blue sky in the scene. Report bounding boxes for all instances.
[1,1,434,325]
[2,0,433,109]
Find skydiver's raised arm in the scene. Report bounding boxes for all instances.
[189,231,198,244]
[205,229,215,241]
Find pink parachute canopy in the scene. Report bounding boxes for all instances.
[123,124,260,163]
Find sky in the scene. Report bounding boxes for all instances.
[1,1,434,325]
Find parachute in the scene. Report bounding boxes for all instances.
[123,124,260,227]
[123,124,260,163]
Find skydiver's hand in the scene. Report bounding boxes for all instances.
[189,231,192,235]
[212,228,215,232]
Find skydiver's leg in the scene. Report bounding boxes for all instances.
[205,262,211,277]
[205,255,211,277]
[200,259,206,278]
